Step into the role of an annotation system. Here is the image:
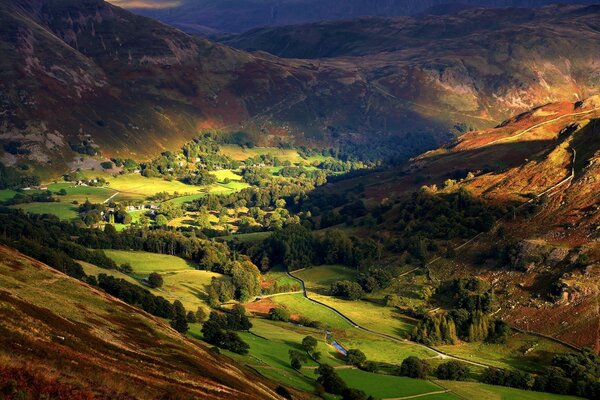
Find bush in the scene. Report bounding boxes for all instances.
[148,272,164,288]
[100,161,113,169]
[330,280,364,300]
[268,307,291,322]
[346,349,367,367]
[398,357,430,379]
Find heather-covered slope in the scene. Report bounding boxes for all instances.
[0,244,285,399]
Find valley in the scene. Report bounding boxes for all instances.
[1,0,600,399]
[3,96,600,398]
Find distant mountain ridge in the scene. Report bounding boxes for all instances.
[111,0,600,34]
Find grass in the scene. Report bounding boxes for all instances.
[217,231,272,243]
[337,369,452,399]
[102,250,197,275]
[0,189,17,201]
[210,169,242,182]
[338,328,437,363]
[79,259,221,311]
[272,293,352,330]
[308,292,416,338]
[436,333,574,373]
[166,193,206,206]
[80,171,202,200]
[262,265,301,291]
[438,380,583,400]
[48,183,115,203]
[11,202,79,220]
[220,145,302,163]
[295,265,358,292]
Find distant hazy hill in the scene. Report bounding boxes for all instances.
[111,0,599,34]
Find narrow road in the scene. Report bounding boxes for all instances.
[103,191,120,203]
[286,270,491,368]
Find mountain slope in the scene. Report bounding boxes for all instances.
[0,244,286,399]
[222,5,600,149]
[0,0,451,173]
[329,95,600,350]
[111,0,598,34]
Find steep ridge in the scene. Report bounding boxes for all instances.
[0,0,451,173]
[111,0,598,34]
[0,244,286,399]
[335,96,600,350]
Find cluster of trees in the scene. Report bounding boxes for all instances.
[411,278,510,345]
[4,190,56,205]
[330,267,394,300]
[386,190,500,261]
[206,259,261,304]
[201,306,251,354]
[251,225,379,272]
[0,162,40,189]
[397,357,468,381]
[477,349,600,399]
[96,274,179,321]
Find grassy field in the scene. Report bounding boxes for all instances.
[210,169,242,182]
[0,189,17,201]
[436,333,574,372]
[262,265,301,292]
[272,293,352,330]
[438,380,583,400]
[12,202,79,220]
[79,259,220,311]
[103,250,197,274]
[48,183,116,203]
[338,328,437,364]
[338,369,454,399]
[220,145,302,163]
[217,231,272,243]
[80,171,202,200]
[296,265,358,292]
[308,292,416,338]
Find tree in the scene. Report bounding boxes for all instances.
[148,272,164,288]
[289,350,308,370]
[155,214,169,227]
[330,280,364,300]
[269,307,291,322]
[346,349,367,367]
[195,307,208,322]
[435,361,468,381]
[398,357,430,379]
[302,336,318,353]
[315,364,347,395]
[170,300,189,334]
[186,311,197,323]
